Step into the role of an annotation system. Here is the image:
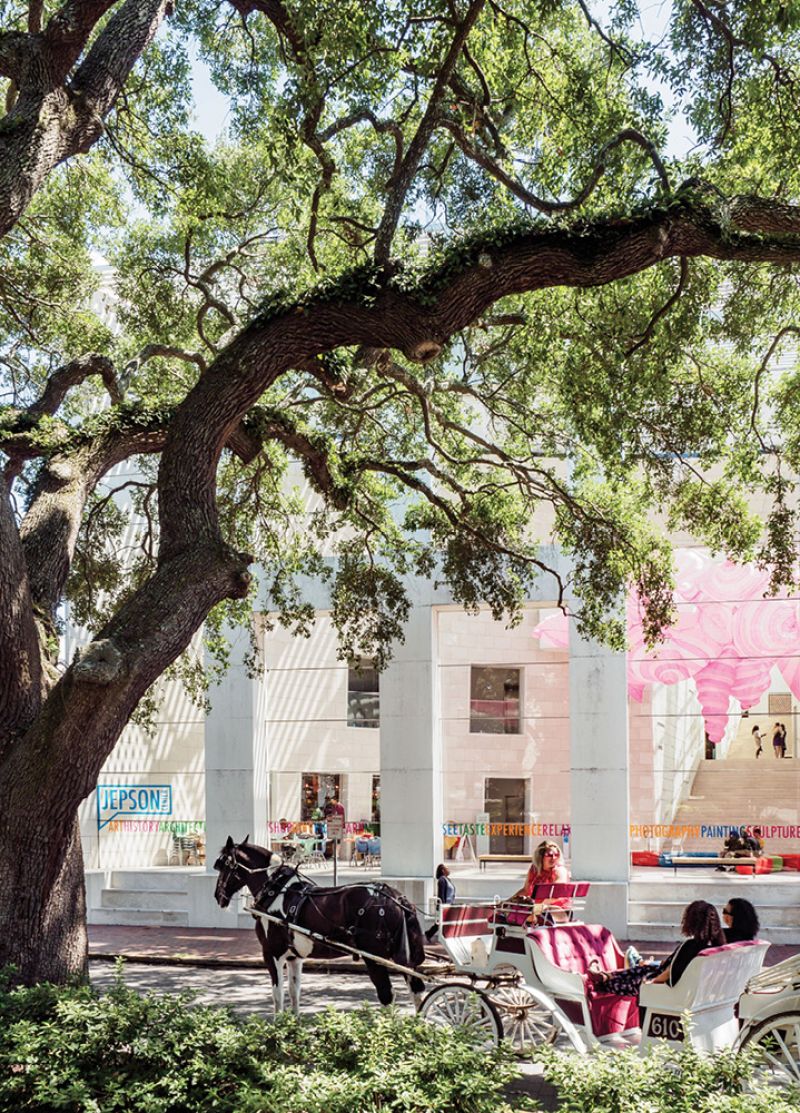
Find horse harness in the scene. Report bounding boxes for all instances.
[253,868,415,963]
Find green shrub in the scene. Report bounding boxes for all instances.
[540,1040,800,1113]
[0,968,520,1113]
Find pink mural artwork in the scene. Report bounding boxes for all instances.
[532,555,800,743]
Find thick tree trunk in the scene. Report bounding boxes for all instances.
[0,804,88,983]
[0,541,251,985]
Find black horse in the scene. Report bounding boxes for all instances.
[213,835,426,1015]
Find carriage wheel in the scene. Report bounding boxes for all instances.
[419,983,503,1049]
[488,983,561,1056]
[742,1011,800,1087]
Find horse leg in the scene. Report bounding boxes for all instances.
[404,974,425,1012]
[287,957,303,1015]
[363,958,394,1006]
[256,920,282,1016]
[272,954,287,1014]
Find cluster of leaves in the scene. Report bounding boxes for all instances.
[3,0,800,689]
[540,1040,800,1113]
[0,969,520,1113]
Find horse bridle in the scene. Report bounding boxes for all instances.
[215,848,275,900]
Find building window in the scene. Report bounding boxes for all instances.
[301,773,342,821]
[347,659,380,728]
[371,775,381,826]
[470,666,521,734]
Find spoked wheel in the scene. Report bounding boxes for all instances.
[742,1011,800,1087]
[419,982,503,1049]
[489,983,560,1056]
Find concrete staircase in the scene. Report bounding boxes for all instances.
[88,869,198,926]
[628,874,800,944]
[673,758,800,854]
[628,753,800,944]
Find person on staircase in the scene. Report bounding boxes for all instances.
[752,724,766,758]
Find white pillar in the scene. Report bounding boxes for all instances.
[569,619,629,934]
[379,599,441,893]
[203,624,268,865]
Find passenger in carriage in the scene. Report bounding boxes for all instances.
[649,901,726,986]
[592,900,725,995]
[722,897,760,943]
[510,840,571,924]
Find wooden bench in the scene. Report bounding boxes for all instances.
[669,855,760,877]
[478,853,530,870]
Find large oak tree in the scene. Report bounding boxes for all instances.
[2,0,800,983]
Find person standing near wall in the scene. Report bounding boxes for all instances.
[772,722,784,759]
[752,724,766,758]
[425,864,456,941]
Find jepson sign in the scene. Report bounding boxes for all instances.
[96,784,172,830]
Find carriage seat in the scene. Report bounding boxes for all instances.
[439,904,494,970]
[527,923,640,1038]
[639,939,770,1052]
[493,882,590,927]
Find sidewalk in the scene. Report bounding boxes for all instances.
[88,923,799,969]
[88,924,361,971]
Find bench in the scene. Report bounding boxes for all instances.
[639,939,770,1052]
[668,855,760,876]
[527,923,640,1040]
[478,854,531,870]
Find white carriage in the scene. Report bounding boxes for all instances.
[735,952,800,1086]
[418,881,796,1073]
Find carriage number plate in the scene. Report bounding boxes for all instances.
[647,1013,684,1041]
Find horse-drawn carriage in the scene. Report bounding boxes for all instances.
[214,838,800,1085]
[422,886,800,1084]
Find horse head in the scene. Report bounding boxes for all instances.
[213,835,279,907]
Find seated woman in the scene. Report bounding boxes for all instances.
[509,840,570,924]
[722,897,760,943]
[593,900,725,995]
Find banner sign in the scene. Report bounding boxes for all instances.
[443,822,570,837]
[630,823,800,840]
[96,784,172,830]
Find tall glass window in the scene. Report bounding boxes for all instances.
[300,773,342,821]
[470,666,521,734]
[347,659,380,728]
[371,775,381,827]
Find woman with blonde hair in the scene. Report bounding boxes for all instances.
[509,840,570,922]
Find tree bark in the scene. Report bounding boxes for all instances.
[0,806,87,984]
[0,537,251,982]
[0,0,171,242]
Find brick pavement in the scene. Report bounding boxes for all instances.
[88,922,798,968]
